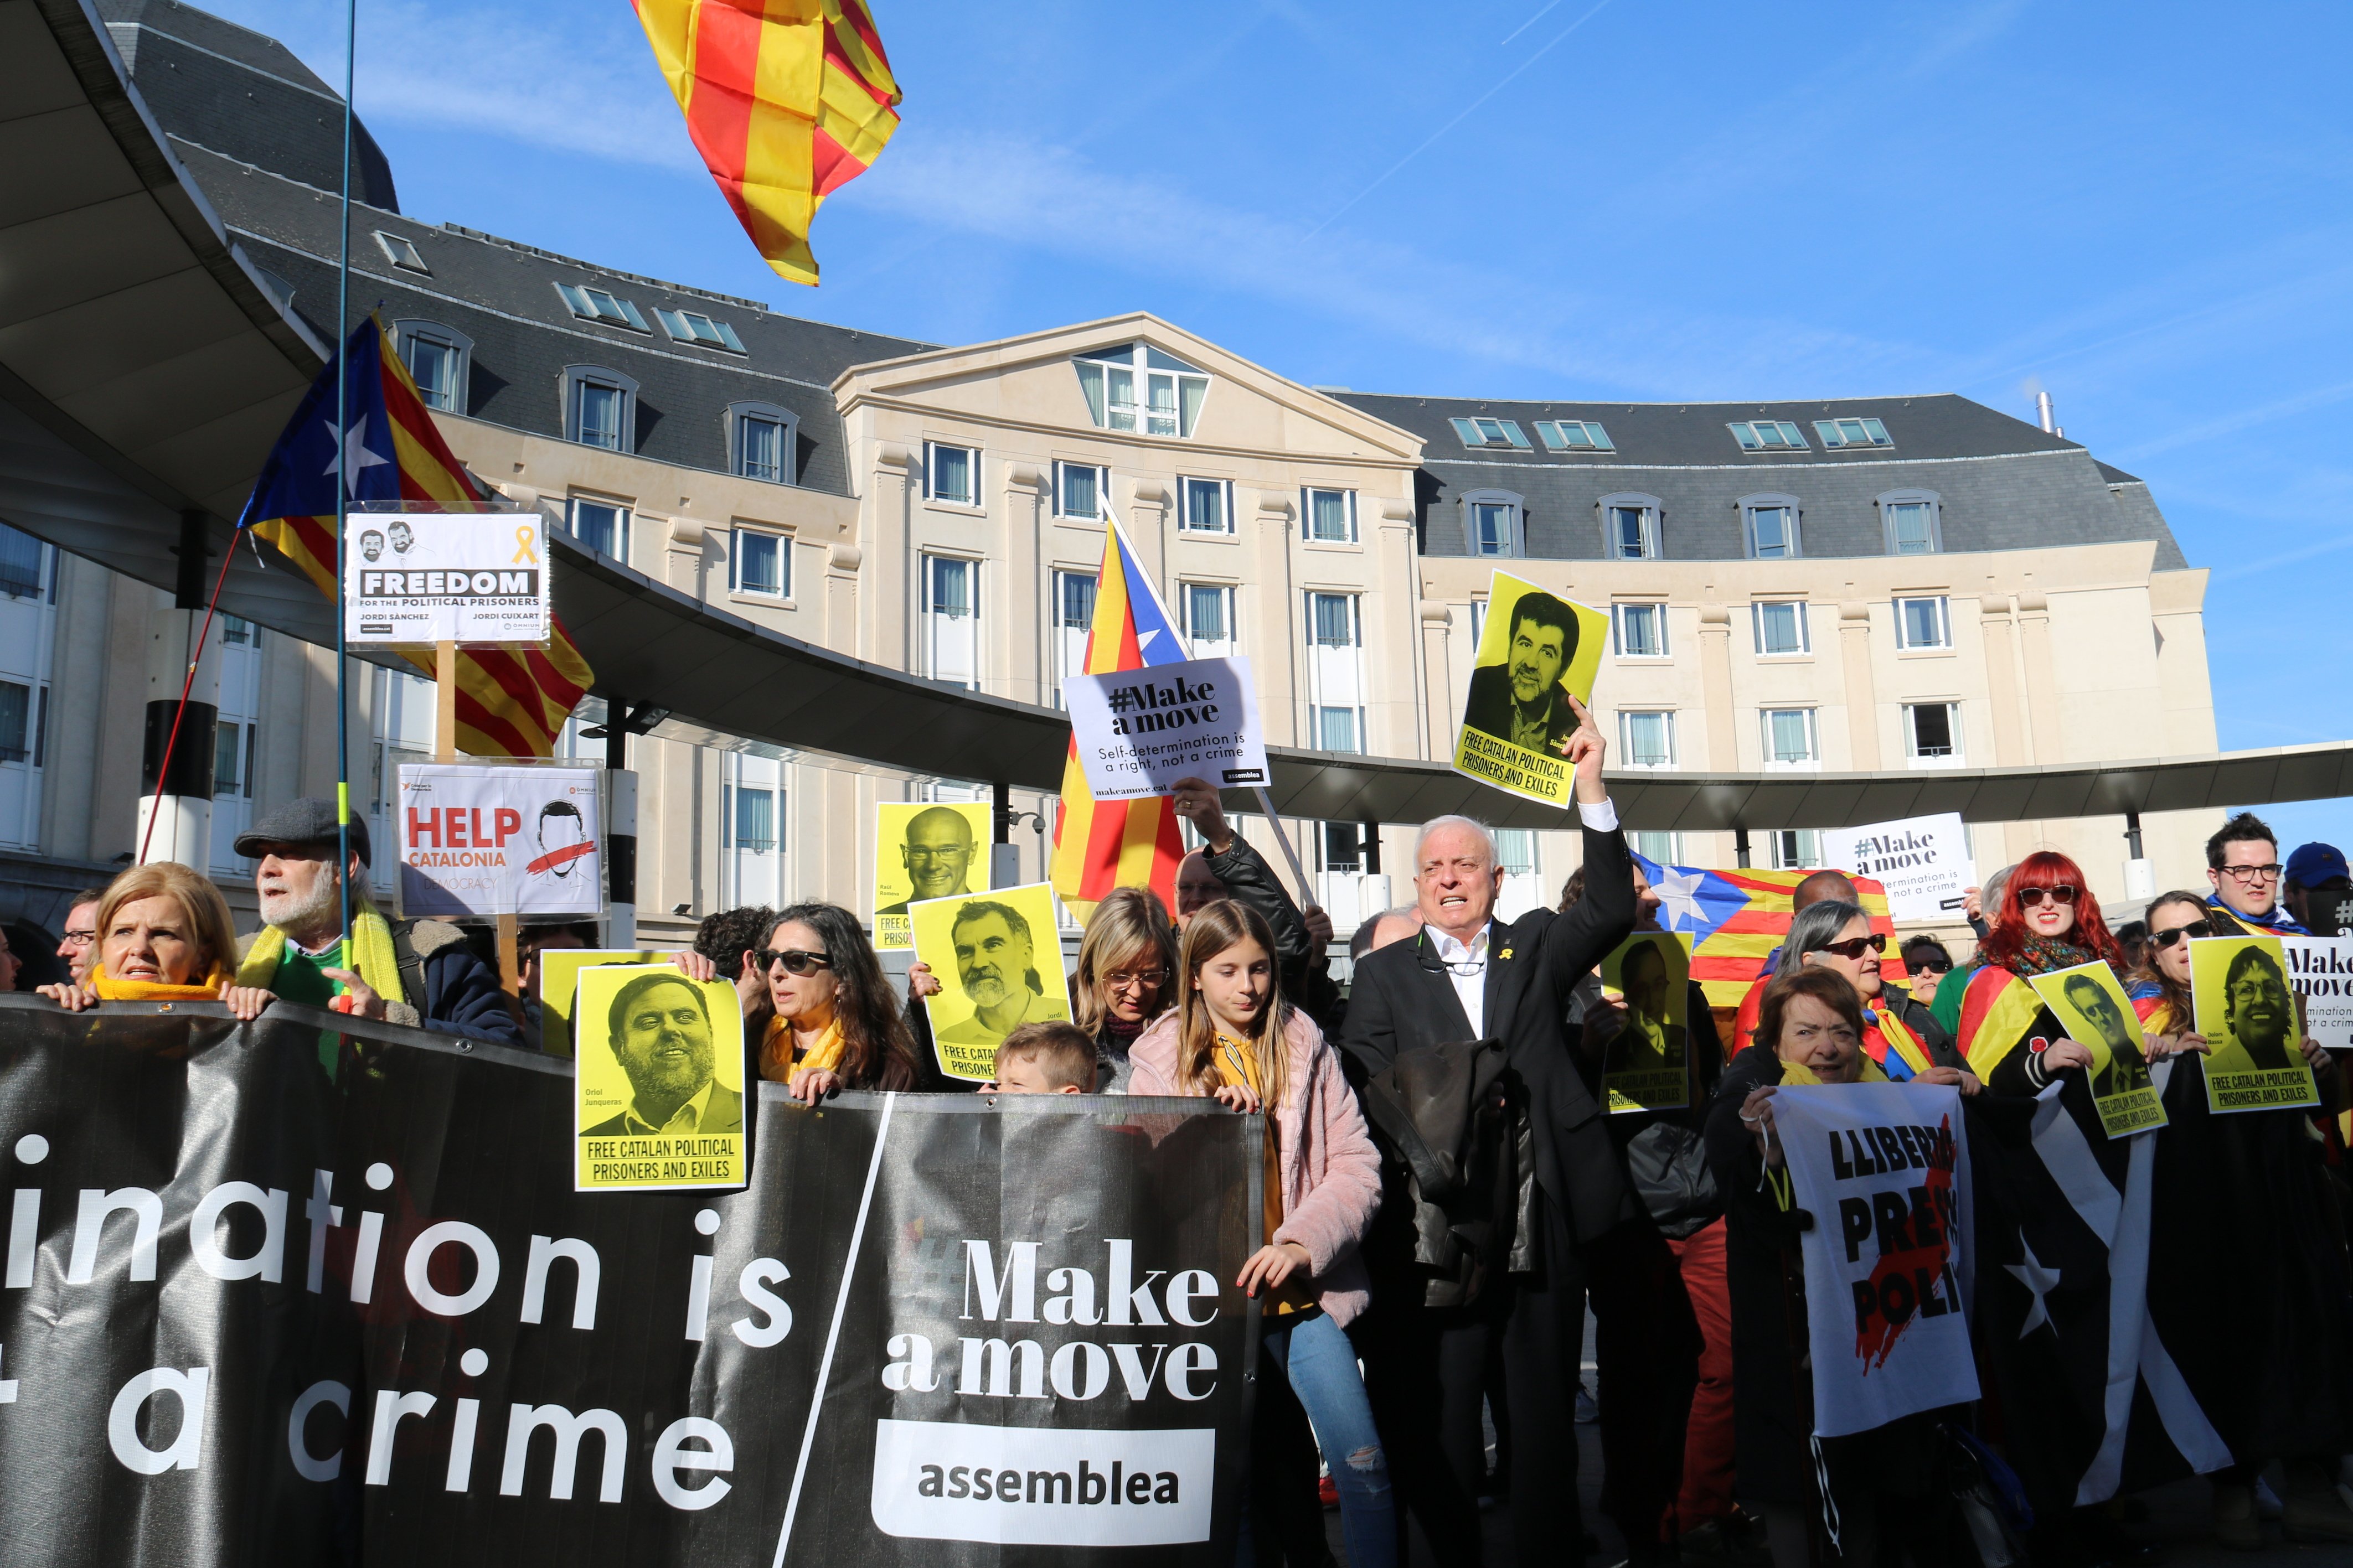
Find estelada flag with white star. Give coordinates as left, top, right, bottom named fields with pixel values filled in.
left=1629, top=853, right=1908, bottom=1010
left=239, top=318, right=594, bottom=757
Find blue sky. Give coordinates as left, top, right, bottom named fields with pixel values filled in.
left=208, top=0, right=2353, bottom=856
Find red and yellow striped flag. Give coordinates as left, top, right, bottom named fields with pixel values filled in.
left=1049, top=525, right=1187, bottom=919
left=240, top=319, right=594, bottom=758
left=632, top=0, right=902, bottom=287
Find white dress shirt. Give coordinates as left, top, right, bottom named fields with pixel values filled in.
left=1427, top=798, right=1622, bottom=1039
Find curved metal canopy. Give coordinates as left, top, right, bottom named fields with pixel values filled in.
left=5, top=0, right=2348, bottom=837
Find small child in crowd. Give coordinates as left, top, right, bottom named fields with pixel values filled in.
left=991, top=1021, right=1098, bottom=1095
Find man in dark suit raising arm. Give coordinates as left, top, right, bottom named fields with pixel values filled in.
left=1343, top=692, right=1637, bottom=1567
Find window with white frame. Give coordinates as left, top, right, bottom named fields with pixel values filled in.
left=374, top=230, right=429, bottom=272
left=1629, top=830, right=1680, bottom=866
left=1185, top=583, right=1237, bottom=658
left=1448, top=416, right=1531, bottom=450
left=1462, top=489, right=1524, bottom=557
left=1492, top=829, right=1536, bottom=876
left=566, top=497, right=631, bottom=560
left=1768, top=830, right=1824, bottom=869
left=1613, top=602, right=1668, bottom=658
left=1728, top=420, right=1808, bottom=452
left=925, top=441, right=980, bottom=507
left=1073, top=344, right=1210, bottom=438
left=1305, top=591, right=1364, bottom=753
left=1535, top=420, right=1613, bottom=452
left=923, top=555, right=979, bottom=689
left=562, top=365, right=636, bottom=451
left=1179, top=477, right=1232, bottom=534
left=1303, top=487, right=1358, bottom=543
left=719, top=752, right=784, bottom=908
left=555, top=282, right=650, bottom=331
left=656, top=307, right=746, bottom=353
left=730, top=528, right=788, bottom=598
left=1055, top=461, right=1108, bottom=521
left=726, top=776, right=777, bottom=850
left=1597, top=493, right=1661, bottom=560
left=1880, top=490, right=1942, bottom=555
left=1762, top=708, right=1819, bottom=767
left=730, top=403, right=796, bottom=484
left=1469, top=597, right=1488, bottom=648
left=1894, top=595, right=1951, bottom=650
left=1815, top=417, right=1892, bottom=449
left=1619, top=710, right=1676, bottom=768
left=1752, top=600, right=1810, bottom=656
left=393, top=321, right=471, bottom=414
left=1905, top=702, right=1962, bottom=763
left=1320, top=822, right=1367, bottom=875
left=1052, top=570, right=1097, bottom=706
left=1741, top=495, right=1802, bottom=559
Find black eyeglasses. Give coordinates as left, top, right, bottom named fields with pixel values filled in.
left=759, top=948, right=834, bottom=976
left=1817, top=934, right=1887, bottom=961
left=1908, top=956, right=1953, bottom=974
left=2018, top=886, right=2079, bottom=908
left=2151, top=922, right=2208, bottom=950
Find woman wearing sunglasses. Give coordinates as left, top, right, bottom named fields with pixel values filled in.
left=677, top=901, right=923, bottom=1104
left=1786, top=899, right=1967, bottom=1084
left=1950, top=850, right=2129, bottom=1096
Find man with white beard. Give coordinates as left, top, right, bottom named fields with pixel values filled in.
left=231, top=798, right=522, bottom=1058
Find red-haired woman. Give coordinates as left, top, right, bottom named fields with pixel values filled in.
left=1952, top=850, right=2130, bottom=1096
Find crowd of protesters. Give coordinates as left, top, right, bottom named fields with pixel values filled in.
left=22, top=729, right=2353, bottom=1566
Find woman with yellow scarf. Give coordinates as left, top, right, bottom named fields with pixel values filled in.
left=38, top=863, right=272, bottom=1019
left=1706, top=966, right=1980, bottom=1568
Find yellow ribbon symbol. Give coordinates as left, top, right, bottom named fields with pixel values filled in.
left=513, top=525, right=539, bottom=565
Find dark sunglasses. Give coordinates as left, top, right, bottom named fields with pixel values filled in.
left=2151, top=922, right=2208, bottom=950
left=1818, top=933, right=1887, bottom=960
left=1908, top=957, right=1954, bottom=974
left=2017, top=885, right=2079, bottom=908
left=759, top=948, right=834, bottom=976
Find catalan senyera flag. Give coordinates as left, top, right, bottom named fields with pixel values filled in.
left=1629, top=853, right=1910, bottom=1012
left=239, top=319, right=594, bottom=757
left=1050, top=524, right=1188, bottom=919
left=632, top=0, right=902, bottom=287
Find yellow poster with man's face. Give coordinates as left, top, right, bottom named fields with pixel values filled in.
left=537, top=948, right=658, bottom=1056
left=909, top=882, right=1073, bottom=1084
left=2026, top=960, right=2166, bottom=1139
left=1452, top=570, right=1609, bottom=809
left=575, top=964, right=747, bottom=1192
left=1600, top=932, right=1691, bottom=1113
left=2190, top=935, right=2319, bottom=1115
left=874, top=800, right=994, bottom=951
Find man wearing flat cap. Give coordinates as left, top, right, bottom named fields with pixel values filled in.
left=231, top=798, right=522, bottom=1051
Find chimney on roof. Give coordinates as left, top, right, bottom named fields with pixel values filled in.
left=2035, top=390, right=2062, bottom=438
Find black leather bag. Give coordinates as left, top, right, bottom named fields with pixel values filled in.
left=1360, top=1038, right=1527, bottom=1308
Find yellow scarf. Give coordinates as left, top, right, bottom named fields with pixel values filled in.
left=762, top=1015, right=845, bottom=1083
left=1778, top=1053, right=1889, bottom=1086
left=235, top=907, right=407, bottom=1005
left=91, top=961, right=233, bottom=1002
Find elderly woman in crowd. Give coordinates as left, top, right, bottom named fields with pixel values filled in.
left=1067, top=886, right=1178, bottom=1092
left=1707, top=965, right=1979, bottom=1567
left=1786, top=899, right=1959, bottom=1080
left=39, top=863, right=271, bottom=1019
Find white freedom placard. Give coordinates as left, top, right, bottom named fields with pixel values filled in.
left=1063, top=656, right=1269, bottom=800
left=1824, top=813, right=1974, bottom=923
left=344, top=513, right=551, bottom=646
left=2282, top=936, right=2353, bottom=1052
left=1774, top=1081, right=1979, bottom=1438
left=398, top=763, right=601, bottom=918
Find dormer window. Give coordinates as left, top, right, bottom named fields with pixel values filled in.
left=374, top=231, right=428, bottom=273
left=1815, top=416, right=1892, bottom=449
left=1535, top=420, right=1613, bottom=452
left=555, top=282, right=650, bottom=332
left=1074, top=345, right=1209, bottom=437
left=1449, top=417, right=1531, bottom=450
left=1728, top=420, right=1808, bottom=452
left=658, top=307, right=747, bottom=353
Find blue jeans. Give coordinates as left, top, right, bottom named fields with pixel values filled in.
left=1260, top=1312, right=1396, bottom=1568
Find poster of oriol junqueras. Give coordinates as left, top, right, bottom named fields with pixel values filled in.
left=2025, top=960, right=2166, bottom=1139
left=1451, top=571, right=1608, bottom=809
left=1599, top=933, right=1691, bottom=1113
left=0, top=1000, right=1257, bottom=1566
left=574, top=964, right=747, bottom=1192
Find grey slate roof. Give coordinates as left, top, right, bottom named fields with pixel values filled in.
left=96, top=0, right=399, bottom=211
left=1338, top=392, right=2189, bottom=570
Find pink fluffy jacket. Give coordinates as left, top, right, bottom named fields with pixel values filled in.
left=1124, top=1006, right=1382, bottom=1327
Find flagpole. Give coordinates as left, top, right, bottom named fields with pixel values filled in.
left=333, top=0, right=357, bottom=975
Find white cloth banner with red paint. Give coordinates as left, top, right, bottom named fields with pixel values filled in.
left=1774, top=1081, right=1978, bottom=1438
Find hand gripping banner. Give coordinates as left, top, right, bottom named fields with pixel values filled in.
left=0, top=1000, right=1257, bottom=1565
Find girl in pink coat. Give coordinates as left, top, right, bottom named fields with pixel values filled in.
left=1126, top=898, right=1393, bottom=1568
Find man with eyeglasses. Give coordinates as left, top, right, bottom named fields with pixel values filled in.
left=877, top=806, right=977, bottom=917
left=2205, top=811, right=2308, bottom=935
left=1342, top=694, right=1646, bottom=1568
left=55, top=887, right=104, bottom=986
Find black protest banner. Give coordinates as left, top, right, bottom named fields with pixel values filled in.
left=0, top=1000, right=1256, bottom=1567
